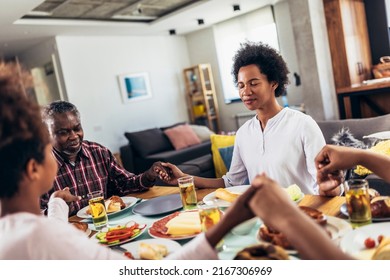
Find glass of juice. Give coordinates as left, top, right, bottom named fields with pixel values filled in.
left=87, top=190, right=108, bottom=230
left=197, top=201, right=221, bottom=232
left=178, top=176, right=197, bottom=210
left=345, top=179, right=372, bottom=228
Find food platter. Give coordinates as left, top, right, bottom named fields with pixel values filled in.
left=132, top=194, right=182, bottom=216
left=257, top=216, right=352, bottom=255
left=340, top=203, right=390, bottom=222
left=121, top=238, right=182, bottom=259
left=91, top=221, right=147, bottom=247
left=148, top=211, right=200, bottom=240
left=77, top=196, right=138, bottom=219
left=339, top=222, right=390, bottom=259
left=203, top=185, right=250, bottom=207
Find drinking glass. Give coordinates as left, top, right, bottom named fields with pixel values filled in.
left=87, top=190, right=108, bottom=230
left=345, top=179, right=372, bottom=228
left=197, top=201, right=223, bottom=249
left=178, top=176, right=197, bottom=210
left=197, top=201, right=221, bottom=232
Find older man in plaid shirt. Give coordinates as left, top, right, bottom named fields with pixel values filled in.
left=40, top=101, right=171, bottom=216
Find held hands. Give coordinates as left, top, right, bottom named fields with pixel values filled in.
left=223, top=185, right=256, bottom=227
left=144, top=161, right=170, bottom=183
left=315, top=145, right=360, bottom=196
left=51, top=187, right=81, bottom=204
left=249, top=173, right=297, bottom=230
left=157, top=162, right=186, bottom=185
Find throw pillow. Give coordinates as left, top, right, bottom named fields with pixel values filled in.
left=124, top=128, right=173, bottom=157
left=218, top=145, right=234, bottom=170
left=189, top=124, right=215, bottom=142
left=210, top=134, right=236, bottom=178
left=354, top=140, right=390, bottom=176
left=164, top=124, right=201, bottom=150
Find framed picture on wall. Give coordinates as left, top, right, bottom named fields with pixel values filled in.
left=118, top=72, right=152, bottom=103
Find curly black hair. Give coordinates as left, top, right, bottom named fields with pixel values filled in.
left=0, top=61, right=50, bottom=198
left=231, top=41, right=290, bottom=97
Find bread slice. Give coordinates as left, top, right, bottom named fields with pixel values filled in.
left=215, top=188, right=240, bottom=203
left=372, top=237, right=390, bottom=260
left=139, top=243, right=168, bottom=260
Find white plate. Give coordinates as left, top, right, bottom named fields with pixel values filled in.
left=120, top=238, right=182, bottom=259
left=339, top=222, right=390, bottom=259
left=257, top=216, right=352, bottom=254
left=91, top=222, right=147, bottom=247
left=203, top=185, right=304, bottom=207
left=203, top=185, right=250, bottom=207
left=77, top=196, right=138, bottom=219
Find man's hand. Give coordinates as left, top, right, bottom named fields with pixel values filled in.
left=51, top=187, right=81, bottom=203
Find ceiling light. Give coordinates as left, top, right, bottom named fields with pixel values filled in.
left=197, top=19, right=204, bottom=25
left=233, top=4, right=240, bottom=11
left=169, top=29, right=176, bottom=35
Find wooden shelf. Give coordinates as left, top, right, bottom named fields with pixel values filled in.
left=183, top=64, right=220, bottom=133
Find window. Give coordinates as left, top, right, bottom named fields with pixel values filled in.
left=214, top=6, right=280, bottom=103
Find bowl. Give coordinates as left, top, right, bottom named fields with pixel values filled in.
left=231, top=217, right=258, bottom=235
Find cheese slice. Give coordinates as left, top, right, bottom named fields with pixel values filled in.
left=166, top=211, right=201, bottom=236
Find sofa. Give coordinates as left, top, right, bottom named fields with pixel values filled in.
left=120, top=123, right=215, bottom=179
left=316, top=114, right=390, bottom=195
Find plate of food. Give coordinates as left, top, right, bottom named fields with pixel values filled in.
left=339, top=222, right=390, bottom=259
left=92, top=220, right=147, bottom=246
left=120, top=238, right=182, bottom=260
left=132, top=194, right=183, bottom=216
left=77, top=196, right=138, bottom=219
left=70, top=221, right=91, bottom=236
left=148, top=210, right=202, bottom=240
left=203, top=185, right=250, bottom=207
left=233, top=243, right=291, bottom=260
left=203, top=184, right=304, bottom=208
left=340, top=196, right=390, bottom=222
left=257, top=206, right=352, bottom=254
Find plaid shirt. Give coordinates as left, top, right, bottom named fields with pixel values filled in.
left=40, top=140, right=152, bottom=216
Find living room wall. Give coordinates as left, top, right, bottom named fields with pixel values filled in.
left=53, top=35, right=191, bottom=153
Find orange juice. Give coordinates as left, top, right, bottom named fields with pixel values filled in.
left=198, top=206, right=221, bottom=231
left=87, top=191, right=108, bottom=230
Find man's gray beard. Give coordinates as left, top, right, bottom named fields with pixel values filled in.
left=63, top=145, right=82, bottom=156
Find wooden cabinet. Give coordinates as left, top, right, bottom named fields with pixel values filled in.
left=183, top=64, right=220, bottom=132
left=324, top=0, right=372, bottom=89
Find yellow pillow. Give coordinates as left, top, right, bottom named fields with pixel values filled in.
left=210, top=134, right=236, bottom=178
left=354, top=140, right=390, bottom=176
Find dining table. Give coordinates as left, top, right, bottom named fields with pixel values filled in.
left=68, top=186, right=349, bottom=260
